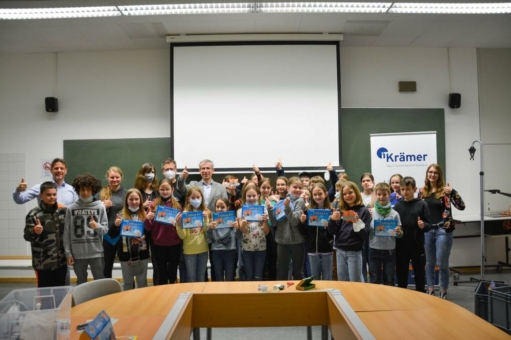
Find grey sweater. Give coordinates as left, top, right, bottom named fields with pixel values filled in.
left=64, top=199, right=108, bottom=260
left=268, top=196, right=305, bottom=245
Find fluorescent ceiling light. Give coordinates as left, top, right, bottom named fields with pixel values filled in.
left=119, top=3, right=255, bottom=15
left=388, top=2, right=511, bottom=14
left=0, top=6, right=121, bottom=20
left=257, top=2, right=392, bottom=13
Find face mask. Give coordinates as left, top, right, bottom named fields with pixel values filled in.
left=189, top=198, right=202, bottom=208
left=80, top=195, right=93, bottom=203
left=164, top=170, right=176, bottom=180
left=144, top=173, right=155, bottom=182
left=128, top=206, right=139, bottom=213
left=335, top=192, right=340, bottom=199
left=288, top=193, right=298, bottom=200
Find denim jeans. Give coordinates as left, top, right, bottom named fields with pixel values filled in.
left=211, top=249, right=237, bottom=281
left=368, top=248, right=396, bottom=286
left=308, top=253, right=333, bottom=280
left=425, top=228, right=453, bottom=290
left=184, top=252, right=208, bottom=282
left=336, top=249, right=363, bottom=282
left=242, top=250, right=266, bottom=281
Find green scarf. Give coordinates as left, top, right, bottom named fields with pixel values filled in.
left=374, top=201, right=392, bottom=217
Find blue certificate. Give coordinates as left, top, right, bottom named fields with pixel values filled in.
left=307, top=209, right=330, bottom=227
left=120, top=220, right=144, bottom=238
left=155, top=205, right=180, bottom=225
left=212, top=211, right=236, bottom=229
left=241, top=205, right=265, bottom=222
left=374, top=219, right=398, bottom=237
left=181, top=211, right=204, bottom=229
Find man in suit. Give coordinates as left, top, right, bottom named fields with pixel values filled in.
left=176, top=159, right=228, bottom=281
left=176, top=159, right=227, bottom=212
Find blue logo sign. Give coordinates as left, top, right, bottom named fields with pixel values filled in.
left=376, top=147, right=428, bottom=163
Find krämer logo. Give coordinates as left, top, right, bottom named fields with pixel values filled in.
left=376, top=147, right=428, bottom=162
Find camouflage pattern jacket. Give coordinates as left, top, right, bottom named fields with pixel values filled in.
left=24, top=201, right=67, bottom=271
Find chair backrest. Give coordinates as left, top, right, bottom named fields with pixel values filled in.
left=72, top=278, right=122, bottom=307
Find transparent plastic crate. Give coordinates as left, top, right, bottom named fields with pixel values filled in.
left=0, top=286, right=73, bottom=340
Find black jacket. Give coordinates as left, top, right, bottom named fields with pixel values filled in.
left=300, top=210, right=334, bottom=253
left=394, top=198, right=431, bottom=248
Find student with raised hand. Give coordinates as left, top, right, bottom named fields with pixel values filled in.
left=176, top=187, right=211, bottom=282
left=267, top=176, right=306, bottom=280
left=13, top=158, right=78, bottom=207
left=97, top=166, right=127, bottom=279
left=114, top=189, right=149, bottom=290
left=369, top=182, right=403, bottom=286
left=175, top=159, right=227, bottom=212
left=299, top=183, right=334, bottom=280
left=144, top=178, right=182, bottom=285
left=64, top=174, right=108, bottom=285
left=327, top=181, right=371, bottom=282
left=419, top=164, right=465, bottom=299
left=394, top=176, right=431, bottom=293
left=24, top=181, right=67, bottom=287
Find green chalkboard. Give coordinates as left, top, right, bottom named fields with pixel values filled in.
left=64, top=138, right=171, bottom=188
left=341, top=108, right=445, bottom=183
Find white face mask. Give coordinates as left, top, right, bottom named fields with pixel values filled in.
left=144, top=173, right=155, bottom=182
left=334, top=192, right=340, bottom=199
left=164, top=170, right=176, bottom=180
left=189, top=198, right=202, bottom=208
left=128, top=206, right=139, bottom=213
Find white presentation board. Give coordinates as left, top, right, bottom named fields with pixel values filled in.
left=172, top=43, right=340, bottom=171
left=370, top=132, right=437, bottom=185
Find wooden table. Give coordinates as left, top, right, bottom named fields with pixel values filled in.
left=71, top=281, right=509, bottom=339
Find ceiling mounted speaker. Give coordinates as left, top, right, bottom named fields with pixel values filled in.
left=449, top=93, right=461, bottom=109
left=45, top=97, right=59, bottom=112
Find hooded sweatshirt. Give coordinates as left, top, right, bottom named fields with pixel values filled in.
left=393, top=198, right=431, bottom=248
left=64, top=198, right=108, bottom=260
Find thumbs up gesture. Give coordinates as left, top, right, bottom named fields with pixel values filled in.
left=89, top=216, right=97, bottom=229
left=275, top=158, right=283, bottom=170
left=180, top=165, right=189, bottom=179
left=300, top=210, right=307, bottom=223
left=330, top=208, right=341, bottom=221
left=143, top=197, right=151, bottom=208
left=241, top=176, right=248, bottom=184
left=33, top=219, right=43, bottom=235
left=114, top=214, right=122, bottom=227
left=417, top=216, right=424, bottom=229
left=17, top=178, right=27, bottom=192
left=444, top=183, right=453, bottom=195
left=327, top=162, right=333, bottom=171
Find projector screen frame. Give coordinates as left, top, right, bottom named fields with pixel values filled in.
left=170, top=41, right=342, bottom=173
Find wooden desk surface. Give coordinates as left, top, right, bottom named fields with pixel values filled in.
left=71, top=281, right=509, bottom=339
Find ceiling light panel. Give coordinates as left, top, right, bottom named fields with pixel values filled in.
left=388, top=3, right=511, bottom=14
left=256, top=2, right=393, bottom=13
left=0, top=6, right=121, bottom=20
left=119, top=3, right=256, bottom=15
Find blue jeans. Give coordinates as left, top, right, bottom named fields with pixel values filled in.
left=242, top=250, right=266, bottom=281
left=184, top=252, right=208, bottom=282
left=211, top=249, right=237, bottom=281
left=308, top=253, right=333, bottom=280
left=336, top=249, right=363, bottom=282
left=425, top=229, right=453, bottom=290
left=368, top=248, right=396, bottom=286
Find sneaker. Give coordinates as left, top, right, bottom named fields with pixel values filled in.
left=440, top=292, right=447, bottom=299
left=427, top=290, right=435, bottom=296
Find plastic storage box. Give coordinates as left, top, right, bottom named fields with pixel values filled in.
left=475, top=281, right=507, bottom=321
left=489, top=285, right=511, bottom=334
left=0, top=286, right=73, bottom=340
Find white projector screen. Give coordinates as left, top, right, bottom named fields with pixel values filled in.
left=171, top=43, right=340, bottom=172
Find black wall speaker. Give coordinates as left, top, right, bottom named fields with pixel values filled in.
left=449, top=93, right=461, bottom=109
left=45, top=97, right=59, bottom=112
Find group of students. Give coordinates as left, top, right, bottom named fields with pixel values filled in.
left=20, top=158, right=465, bottom=299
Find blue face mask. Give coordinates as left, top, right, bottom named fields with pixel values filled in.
left=190, top=198, right=202, bottom=209
left=80, top=195, right=93, bottom=203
